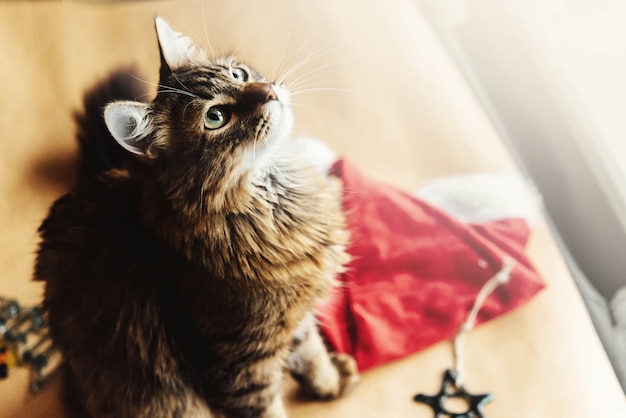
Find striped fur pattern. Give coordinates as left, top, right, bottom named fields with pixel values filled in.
left=34, top=18, right=358, bottom=418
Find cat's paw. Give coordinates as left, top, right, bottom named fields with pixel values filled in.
left=307, top=353, right=359, bottom=401
left=290, top=346, right=360, bottom=401
left=329, top=352, right=359, bottom=398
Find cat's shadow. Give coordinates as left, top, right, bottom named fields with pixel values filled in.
left=26, top=149, right=77, bottom=198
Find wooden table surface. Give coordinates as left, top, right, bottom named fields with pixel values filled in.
left=1, top=1, right=625, bottom=417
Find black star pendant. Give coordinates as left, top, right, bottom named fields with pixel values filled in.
left=414, top=369, right=493, bottom=417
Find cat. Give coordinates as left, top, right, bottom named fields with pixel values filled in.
left=34, top=17, right=358, bottom=418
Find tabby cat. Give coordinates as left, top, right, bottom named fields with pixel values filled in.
left=35, top=17, right=358, bottom=418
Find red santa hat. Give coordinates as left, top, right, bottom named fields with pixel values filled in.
left=318, top=158, right=546, bottom=371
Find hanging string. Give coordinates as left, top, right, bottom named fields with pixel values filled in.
left=453, top=256, right=516, bottom=388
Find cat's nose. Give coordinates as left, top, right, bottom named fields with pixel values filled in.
left=241, top=82, right=278, bottom=107
left=265, top=85, right=277, bottom=102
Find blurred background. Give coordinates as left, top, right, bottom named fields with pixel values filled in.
left=418, top=0, right=626, bottom=391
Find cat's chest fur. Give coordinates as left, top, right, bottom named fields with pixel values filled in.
left=168, top=164, right=349, bottom=344
left=143, top=161, right=349, bottom=296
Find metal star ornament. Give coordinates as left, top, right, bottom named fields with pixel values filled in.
left=414, top=369, right=493, bottom=417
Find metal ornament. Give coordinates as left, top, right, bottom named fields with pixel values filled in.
left=414, top=369, right=493, bottom=418
left=414, top=258, right=515, bottom=418
left=0, top=297, right=60, bottom=392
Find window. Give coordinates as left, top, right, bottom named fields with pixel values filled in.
left=417, top=0, right=626, bottom=299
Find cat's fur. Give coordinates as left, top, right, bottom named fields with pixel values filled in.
left=34, top=18, right=358, bottom=418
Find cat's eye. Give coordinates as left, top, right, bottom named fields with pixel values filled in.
left=204, top=106, right=230, bottom=130
left=231, top=67, right=248, bottom=82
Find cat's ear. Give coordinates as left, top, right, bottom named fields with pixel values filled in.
left=104, top=101, right=154, bottom=157
left=155, top=17, right=203, bottom=81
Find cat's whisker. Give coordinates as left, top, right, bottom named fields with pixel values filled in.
left=124, top=72, right=164, bottom=92
left=252, top=120, right=264, bottom=164
left=276, top=46, right=335, bottom=86
left=277, top=54, right=331, bottom=86
left=286, top=65, right=342, bottom=83
left=282, top=59, right=364, bottom=110
left=273, top=24, right=294, bottom=83
left=156, top=89, right=199, bottom=99
left=287, top=77, right=346, bottom=93
left=294, top=31, right=321, bottom=56
left=221, top=41, right=242, bottom=64
left=287, top=101, right=309, bottom=109
left=134, top=92, right=158, bottom=101
left=289, top=87, right=359, bottom=94
left=125, top=72, right=199, bottom=99
left=284, top=59, right=346, bottom=89
left=200, top=0, right=217, bottom=59
left=252, top=129, right=257, bottom=164
left=283, top=52, right=346, bottom=79
left=286, top=73, right=345, bottom=94
left=171, top=73, right=193, bottom=95
left=288, top=81, right=346, bottom=95
left=287, top=74, right=349, bottom=92
left=289, top=87, right=367, bottom=98
left=183, top=99, right=201, bottom=121
left=287, top=78, right=341, bottom=95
